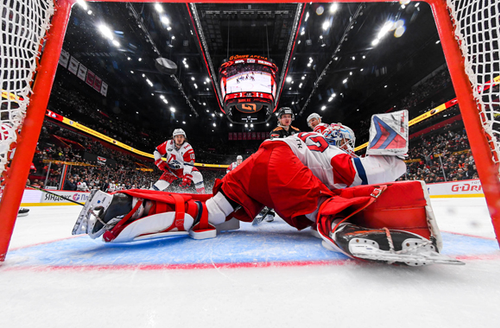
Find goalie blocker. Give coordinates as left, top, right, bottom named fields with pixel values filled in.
left=72, top=180, right=462, bottom=266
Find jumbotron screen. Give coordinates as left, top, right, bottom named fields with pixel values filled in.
left=219, top=55, right=278, bottom=124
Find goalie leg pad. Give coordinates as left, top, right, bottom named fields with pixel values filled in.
left=315, top=181, right=462, bottom=266
left=100, top=192, right=217, bottom=242
left=109, top=212, right=194, bottom=243
left=88, top=193, right=133, bottom=239
left=72, top=190, right=113, bottom=236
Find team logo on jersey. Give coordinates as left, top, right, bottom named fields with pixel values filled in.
left=168, top=160, right=182, bottom=169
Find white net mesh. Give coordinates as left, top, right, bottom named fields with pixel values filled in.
left=0, top=0, right=54, bottom=183
left=447, top=0, right=500, bottom=169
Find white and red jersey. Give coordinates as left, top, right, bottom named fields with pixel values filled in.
left=269, top=132, right=406, bottom=190
left=76, top=181, right=89, bottom=191
left=312, top=123, right=330, bottom=134
left=155, top=140, right=195, bottom=176
left=226, top=161, right=240, bottom=174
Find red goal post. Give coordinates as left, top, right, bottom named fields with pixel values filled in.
left=0, top=0, right=499, bottom=261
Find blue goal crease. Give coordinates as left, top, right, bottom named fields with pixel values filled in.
left=5, top=226, right=497, bottom=267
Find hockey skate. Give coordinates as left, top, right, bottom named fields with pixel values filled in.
left=330, top=223, right=464, bottom=266
left=252, top=207, right=275, bottom=225
left=17, top=207, right=29, bottom=217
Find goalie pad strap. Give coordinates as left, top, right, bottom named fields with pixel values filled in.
left=316, top=186, right=387, bottom=247
left=199, top=202, right=209, bottom=229
left=103, top=199, right=144, bottom=242
left=171, top=193, right=185, bottom=230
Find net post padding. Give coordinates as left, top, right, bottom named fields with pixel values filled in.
left=0, top=0, right=71, bottom=261
left=429, top=0, right=500, bottom=245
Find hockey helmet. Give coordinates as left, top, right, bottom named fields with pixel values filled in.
left=306, top=113, right=322, bottom=128
left=322, top=123, right=356, bottom=155
left=172, top=128, right=186, bottom=138
left=236, top=155, right=243, bottom=161
left=277, top=107, right=295, bottom=121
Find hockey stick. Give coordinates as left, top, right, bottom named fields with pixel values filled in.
left=28, top=185, right=85, bottom=206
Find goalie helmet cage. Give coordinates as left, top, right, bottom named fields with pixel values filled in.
left=0, top=0, right=499, bottom=261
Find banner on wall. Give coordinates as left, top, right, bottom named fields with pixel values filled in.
left=97, top=156, right=107, bottom=165
left=62, top=49, right=107, bottom=97
left=84, top=152, right=116, bottom=166
left=93, top=76, right=102, bottom=92
left=100, top=82, right=108, bottom=97
left=228, top=131, right=269, bottom=141
left=86, top=70, right=95, bottom=86
left=427, top=179, right=484, bottom=197
left=68, top=56, right=79, bottom=75
left=59, top=49, right=70, bottom=68
left=77, top=63, right=87, bottom=81
left=40, top=190, right=91, bottom=204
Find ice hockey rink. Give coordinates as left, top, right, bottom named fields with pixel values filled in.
left=1, top=197, right=499, bottom=328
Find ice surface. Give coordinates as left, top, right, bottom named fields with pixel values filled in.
left=1, top=198, right=499, bottom=327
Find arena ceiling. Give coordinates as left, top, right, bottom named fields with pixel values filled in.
left=53, top=1, right=449, bottom=145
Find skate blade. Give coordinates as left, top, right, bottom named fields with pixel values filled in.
left=252, top=216, right=264, bottom=226
left=71, top=190, right=113, bottom=235
left=350, top=244, right=465, bottom=266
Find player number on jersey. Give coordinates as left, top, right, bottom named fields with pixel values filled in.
left=297, top=132, right=329, bottom=152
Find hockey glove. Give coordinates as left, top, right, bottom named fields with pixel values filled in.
left=179, top=174, right=192, bottom=189
left=155, top=158, right=168, bottom=171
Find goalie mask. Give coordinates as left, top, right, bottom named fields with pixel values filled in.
left=322, top=123, right=356, bottom=155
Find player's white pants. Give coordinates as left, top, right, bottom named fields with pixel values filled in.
left=152, top=180, right=170, bottom=191
left=152, top=170, right=205, bottom=192
left=191, top=170, right=205, bottom=192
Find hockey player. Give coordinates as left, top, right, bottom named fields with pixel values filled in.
left=322, top=123, right=357, bottom=157
left=77, top=179, right=89, bottom=192
left=263, top=107, right=301, bottom=222
left=73, top=110, right=461, bottom=266
left=307, top=113, right=329, bottom=134
left=269, top=107, right=301, bottom=139
left=226, top=155, right=243, bottom=174
left=152, top=128, right=205, bottom=194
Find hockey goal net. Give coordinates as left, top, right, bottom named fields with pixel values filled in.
left=0, top=0, right=499, bottom=261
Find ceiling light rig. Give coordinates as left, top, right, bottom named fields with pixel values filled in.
left=299, top=4, right=363, bottom=117
left=126, top=3, right=198, bottom=118
left=97, top=23, right=120, bottom=48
